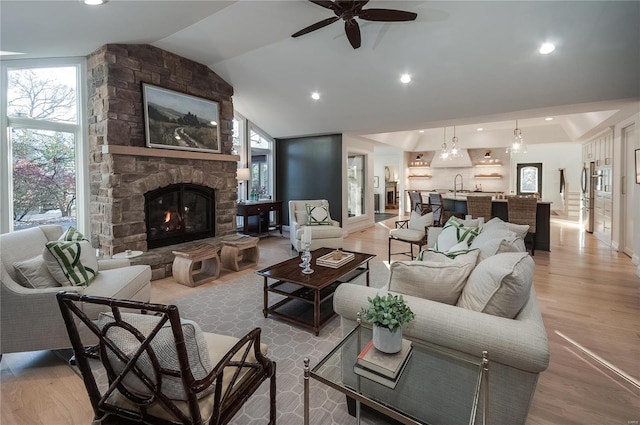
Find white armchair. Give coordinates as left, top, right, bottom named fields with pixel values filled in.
left=1, top=225, right=151, bottom=355
left=288, top=200, right=344, bottom=251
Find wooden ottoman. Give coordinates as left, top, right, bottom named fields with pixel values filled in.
left=172, top=244, right=220, bottom=287
left=221, top=235, right=260, bottom=271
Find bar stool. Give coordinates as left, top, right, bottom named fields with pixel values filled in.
left=428, top=193, right=444, bottom=226
left=507, top=196, right=537, bottom=255
left=410, top=191, right=431, bottom=215
left=466, top=195, right=493, bottom=221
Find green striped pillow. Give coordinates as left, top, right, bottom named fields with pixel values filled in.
left=61, top=226, right=86, bottom=241
left=434, top=217, right=481, bottom=252
left=45, top=240, right=98, bottom=286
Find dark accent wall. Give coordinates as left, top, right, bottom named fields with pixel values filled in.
left=276, top=134, right=342, bottom=224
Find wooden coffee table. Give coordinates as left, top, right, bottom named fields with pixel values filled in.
left=257, top=248, right=375, bottom=336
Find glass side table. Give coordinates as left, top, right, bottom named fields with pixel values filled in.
left=304, top=316, right=489, bottom=425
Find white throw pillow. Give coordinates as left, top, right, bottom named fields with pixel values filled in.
left=388, top=249, right=480, bottom=305
left=43, top=240, right=98, bottom=286
left=306, top=202, right=332, bottom=225
left=97, top=312, right=214, bottom=401
left=473, top=234, right=525, bottom=263
left=457, top=252, right=534, bottom=318
left=505, top=222, right=530, bottom=239
left=470, top=227, right=516, bottom=249
left=482, top=217, right=509, bottom=233
left=408, top=211, right=433, bottom=231
left=13, top=255, right=59, bottom=289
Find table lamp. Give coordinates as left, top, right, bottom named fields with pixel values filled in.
left=237, top=167, right=251, bottom=201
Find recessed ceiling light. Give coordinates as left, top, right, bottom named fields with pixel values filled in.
left=545, top=117, right=553, bottom=121
left=311, top=92, right=320, bottom=100
left=83, top=0, right=107, bottom=4
left=400, top=74, right=411, bottom=84
left=0, top=51, right=24, bottom=56
left=476, top=127, right=483, bottom=132
left=539, top=42, right=555, bottom=54
left=419, top=130, right=424, bottom=133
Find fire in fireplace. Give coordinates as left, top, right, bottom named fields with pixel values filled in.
left=145, top=183, right=215, bottom=249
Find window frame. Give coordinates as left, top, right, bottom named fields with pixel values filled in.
left=248, top=123, right=274, bottom=199
left=1, top=57, right=89, bottom=234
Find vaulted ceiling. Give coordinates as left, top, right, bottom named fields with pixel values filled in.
left=2, top=1, right=639, bottom=150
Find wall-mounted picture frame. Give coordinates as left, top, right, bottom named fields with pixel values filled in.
left=373, top=176, right=379, bottom=188
left=635, top=149, right=640, bottom=184
left=142, top=83, right=221, bottom=153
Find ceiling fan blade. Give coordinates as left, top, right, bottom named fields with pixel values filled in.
left=353, top=0, right=370, bottom=13
left=345, top=19, right=361, bottom=49
left=359, top=8, right=418, bottom=22
left=308, top=0, right=336, bottom=10
left=292, top=16, right=340, bottom=38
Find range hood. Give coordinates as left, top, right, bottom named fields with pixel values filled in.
left=430, top=149, right=473, bottom=168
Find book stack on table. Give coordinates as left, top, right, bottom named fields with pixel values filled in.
left=354, top=339, right=413, bottom=389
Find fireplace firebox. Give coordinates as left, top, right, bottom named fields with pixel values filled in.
left=145, top=184, right=215, bottom=249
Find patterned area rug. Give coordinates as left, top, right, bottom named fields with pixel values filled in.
left=64, top=260, right=393, bottom=425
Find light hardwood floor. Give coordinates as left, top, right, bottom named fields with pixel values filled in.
left=1, top=217, right=638, bottom=424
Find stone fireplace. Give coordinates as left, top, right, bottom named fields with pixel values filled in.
left=87, top=44, right=239, bottom=279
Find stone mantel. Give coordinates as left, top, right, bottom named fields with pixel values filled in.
left=101, top=145, right=240, bottom=162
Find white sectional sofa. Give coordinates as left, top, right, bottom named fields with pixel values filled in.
left=1, top=225, right=151, bottom=355
left=333, top=217, right=549, bottom=424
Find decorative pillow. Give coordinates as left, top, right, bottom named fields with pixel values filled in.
left=457, top=252, right=534, bottom=318
left=388, top=249, right=480, bottom=305
left=482, top=217, right=509, bottom=233
left=470, top=227, right=516, bottom=249
left=60, top=226, right=86, bottom=241
left=505, top=222, right=530, bottom=239
left=306, top=203, right=332, bottom=225
left=43, top=240, right=98, bottom=286
left=434, top=216, right=481, bottom=252
left=408, top=211, right=433, bottom=231
left=13, top=255, right=59, bottom=289
left=473, top=234, right=525, bottom=263
left=98, top=312, right=213, bottom=401
left=295, top=210, right=308, bottom=225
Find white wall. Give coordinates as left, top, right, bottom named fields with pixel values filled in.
left=611, top=111, right=640, bottom=276
left=509, top=142, right=582, bottom=208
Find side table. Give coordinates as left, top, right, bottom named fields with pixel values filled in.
left=172, top=244, right=220, bottom=287
left=221, top=235, right=260, bottom=271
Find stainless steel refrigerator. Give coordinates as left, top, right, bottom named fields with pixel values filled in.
left=581, top=161, right=595, bottom=233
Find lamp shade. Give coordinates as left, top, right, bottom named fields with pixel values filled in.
left=237, top=167, right=251, bottom=181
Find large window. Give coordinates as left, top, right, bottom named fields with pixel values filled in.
left=1, top=59, right=87, bottom=233
left=249, top=126, right=273, bottom=200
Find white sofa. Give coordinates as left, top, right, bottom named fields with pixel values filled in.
left=1, top=225, right=151, bottom=355
left=288, top=199, right=344, bottom=251
left=334, top=217, right=549, bottom=424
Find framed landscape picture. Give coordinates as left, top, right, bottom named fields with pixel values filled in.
left=142, top=83, right=221, bottom=153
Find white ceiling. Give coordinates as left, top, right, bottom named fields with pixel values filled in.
left=2, top=1, right=639, bottom=151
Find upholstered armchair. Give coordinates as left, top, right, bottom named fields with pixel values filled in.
left=288, top=199, right=344, bottom=251
left=0, top=225, right=151, bottom=355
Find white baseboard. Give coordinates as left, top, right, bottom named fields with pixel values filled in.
left=632, top=254, right=639, bottom=265
left=611, top=241, right=619, bottom=251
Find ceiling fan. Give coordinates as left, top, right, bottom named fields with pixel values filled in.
left=292, top=0, right=417, bottom=49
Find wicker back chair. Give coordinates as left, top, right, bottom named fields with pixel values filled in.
left=507, top=196, right=538, bottom=255
left=466, top=195, right=493, bottom=221
left=56, top=292, right=276, bottom=425
left=409, top=191, right=431, bottom=215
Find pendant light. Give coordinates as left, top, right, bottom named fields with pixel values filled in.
left=506, top=120, right=527, bottom=155
left=439, top=128, right=451, bottom=160
left=449, top=126, right=461, bottom=158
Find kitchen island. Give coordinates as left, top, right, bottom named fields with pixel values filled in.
left=440, top=193, right=551, bottom=251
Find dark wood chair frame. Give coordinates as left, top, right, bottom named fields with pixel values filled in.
left=56, top=291, right=276, bottom=425
left=428, top=193, right=444, bottom=226
left=388, top=219, right=429, bottom=263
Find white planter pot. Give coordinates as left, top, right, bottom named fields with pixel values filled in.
left=372, top=324, right=403, bottom=354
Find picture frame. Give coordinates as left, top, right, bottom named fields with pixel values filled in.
left=373, top=176, right=379, bottom=188
left=142, top=83, right=221, bottom=153
left=636, top=149, right=640, bottom=184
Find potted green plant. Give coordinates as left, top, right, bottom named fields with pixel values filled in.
left=362, top=293, right=415, bottom=353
